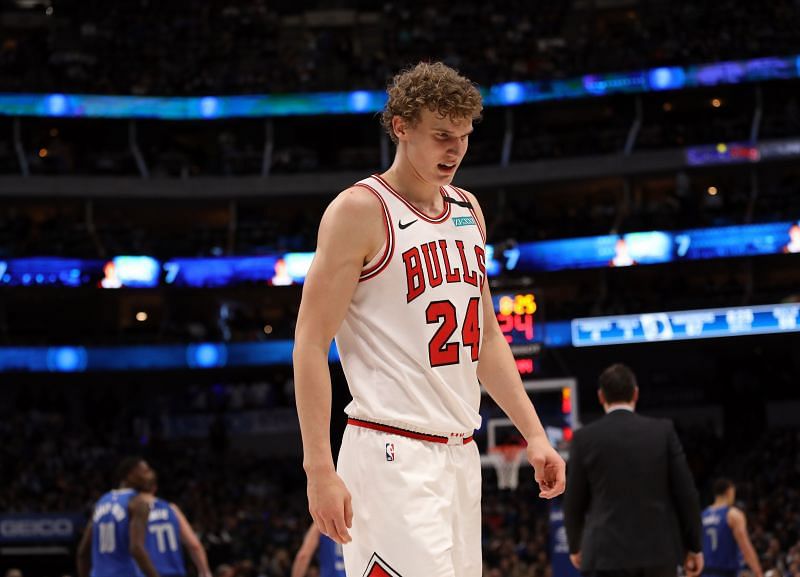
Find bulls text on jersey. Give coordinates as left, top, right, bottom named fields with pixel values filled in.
left=402, top=239, right=485, bottom=303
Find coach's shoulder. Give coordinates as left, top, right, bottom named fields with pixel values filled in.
left=633, top=413, right=678, bottom=435
left=571, top=419, right=601, bottom=442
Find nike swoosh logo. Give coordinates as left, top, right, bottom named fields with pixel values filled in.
left=398, top=219, right=418, bottom=230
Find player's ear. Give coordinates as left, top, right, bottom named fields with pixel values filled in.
left=392, top=116, right=409, bottom=141
left=597, top=389, right=606, bottom=406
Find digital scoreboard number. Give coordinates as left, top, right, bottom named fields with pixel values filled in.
left=496, top=293, right=537, bottom=344
left=494, top=292, right=540, bottom=374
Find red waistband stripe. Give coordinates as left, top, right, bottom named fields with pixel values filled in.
left=347, top=417, right=474, bottom=445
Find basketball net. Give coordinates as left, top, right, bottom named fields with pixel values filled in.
left=489, top=444, right=527, bottom=490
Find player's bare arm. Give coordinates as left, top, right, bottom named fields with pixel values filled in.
left=76, top=520, right=92, bottom=577
left=172, top=503, right=212, bottom=577
left=464, top=189, right=566, bottom=498
left=291, top=524, right=322, bottom=577
left=293, top=186, right=386, bottom=544
left=729, top=507, right=763, bottom=577
left=128, top=494, right=161, bottom=577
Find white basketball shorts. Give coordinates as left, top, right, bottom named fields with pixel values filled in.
left=337, top=418, right=482, bottom=577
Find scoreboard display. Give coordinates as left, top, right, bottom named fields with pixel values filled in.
left=493, top=292, right=541, bottom=374
left=494, top=292, right=540, bottom=344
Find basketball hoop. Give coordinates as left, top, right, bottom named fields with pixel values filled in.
left=489, top=443, right=527, bottom=490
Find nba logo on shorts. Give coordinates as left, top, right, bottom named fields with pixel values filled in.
left=385, top=443, right=395, bottom=462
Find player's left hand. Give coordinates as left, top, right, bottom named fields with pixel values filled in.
left=569, top=552, right=582, bottom=570
left=526, top=435, right=566, bottom=498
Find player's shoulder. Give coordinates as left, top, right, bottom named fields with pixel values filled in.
left=449, top=185, right=480, bottom=207
left=315, top=184, right=386, bottom=259
left=727, top=506, right=745, bottom=523
left=449, top=185, right=487, bottom=228
left=128, top=492, right=151, bottom=510
left=337, top=183, right=385, bottom=209
left=324, top=184, right=386, bottom=226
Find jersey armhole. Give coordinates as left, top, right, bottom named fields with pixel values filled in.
left=352, top=183, right=394, bottom=281
left=362, top=239, right=388, bottom=272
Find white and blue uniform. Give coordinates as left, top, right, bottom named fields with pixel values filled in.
left=318, top=534, right=346, bottom=577
left=336, top=174, right=486, bottom=577
left=146, top=498, right=186, bottom=577
left=702, top=505, right=741, bottom=577
left=91, top=489, right=142, bottom=577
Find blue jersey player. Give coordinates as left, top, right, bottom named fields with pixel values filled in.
left=291, top=524, right=346, bottom=577
left=702, top=479, right=763, bottom=577
left=76, top=457, right=160, bottom=577
left=143, top=474, right=212, bottom=577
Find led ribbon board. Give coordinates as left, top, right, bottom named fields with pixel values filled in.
left=571, top=303, right=800, bottom=347
left=2, top=54, right=799, bottom=119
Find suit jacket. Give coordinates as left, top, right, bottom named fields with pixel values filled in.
left=563, top=409, right=702, bottom=572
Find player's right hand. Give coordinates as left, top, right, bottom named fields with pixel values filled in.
left=307, top=469, right=353, bottom=544
left=526, top=436, right=566, bottom=499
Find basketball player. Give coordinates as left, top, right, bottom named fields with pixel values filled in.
left=291, top=523, right=346, bottom=577
left=76, top=457, right=160, bottom=577
left=701, top=479, right=763, bottom=577
left=143, top=473, right=213, bottom=577
left=293, top=61, right=566, bottom=577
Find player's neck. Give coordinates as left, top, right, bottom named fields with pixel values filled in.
left=713, top=498, right=731, bottom=508
left=381, top=161, right=444, bottom=215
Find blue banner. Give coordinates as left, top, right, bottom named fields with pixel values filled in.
left=0, top=513, right=84, bottom=543
left=0, top=301, right=795, bottom=371
left=0, top=257, right=104, bottom=287
left=2, top=222, right=797, bottom=288
left=0, top=340, right=335, bottom=372
left=686, top=138, right=800, bottom=167
left=491, top=221, right=800, bottom=274
left=0, top=256, right=160, bottom=288
left=675, top=222, right=800, bottom=260
left=164, top=256, right=280, bottom=287
left=2, top=54, right=799, bottom=119
left=571, top=303, right=800, bottom=347
left=0, top=252, right=316, bottom=288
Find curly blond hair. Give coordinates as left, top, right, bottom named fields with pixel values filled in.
left=381, top=62, right=483, bottom=143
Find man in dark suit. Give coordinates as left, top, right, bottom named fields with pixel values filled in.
left=563, top=364, right=704, bottom=577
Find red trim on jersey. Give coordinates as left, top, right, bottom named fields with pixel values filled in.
left=450, top=185, right=486, bottom=243
left=364, top=553, right=404, bottom=577
left=366, top=564, right=395, bottom=577
left=352, top=183, right=394, bottom=282
left=371, top=174, right=451, bottom=223
left=347, top=417, right=474, bottom=445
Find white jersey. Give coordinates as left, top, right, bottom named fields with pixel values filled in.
left=335, top=174, right=486, bottom=434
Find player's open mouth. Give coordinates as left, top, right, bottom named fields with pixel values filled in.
left=438, top=163, right=456, bottom=172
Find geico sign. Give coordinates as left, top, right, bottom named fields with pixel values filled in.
left=0, top=518, right=73, bottom=538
